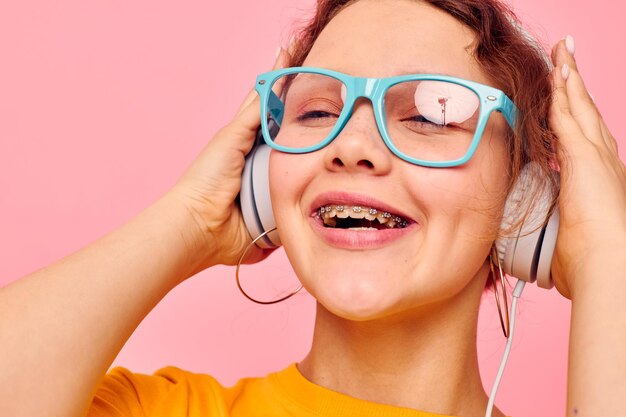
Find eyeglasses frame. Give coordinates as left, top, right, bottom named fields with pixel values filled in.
left=255, top=66, right=517, bottom=168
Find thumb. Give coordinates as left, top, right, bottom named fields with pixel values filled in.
left=234, top=47, right=292, bottom=120
left=220, top=47, right=292, bottom=155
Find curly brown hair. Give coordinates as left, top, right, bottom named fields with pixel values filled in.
left=284, top=0, right=559, bottom=290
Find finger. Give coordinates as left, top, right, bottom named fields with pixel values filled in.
left=549, top=63, right=578, bottom=137
left=549, top=63, right=587, bottom=171
left=553, top=38, right=616, bottom=154
left=553, top=39, right=604, bottom=142
left=597, top=110, right=620, bottom=156
left=231, top=47, right=291, bottom=126
left=286, top=33, right=298, bottom=56
left=564, top=65, right=605, bottom=147
left=568, top=58, right=619, bottom=156
left=234, top=45, right=292, bottom=116
left=234, top=46, right=291, bottom=117
left=236, top=88, right=259, bottom=116
left=221, top=48, right=292, bottom=155
left=235, top=48, right=282, bottom=116
left=550, top=40, right=559, bottom=67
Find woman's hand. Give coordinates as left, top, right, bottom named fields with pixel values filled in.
left=165, top=48, right=291, bottom=271
left=549, top=36, right=626, bottom=416
left=549, top=36, right=626, bottom=299
left=0, top=48, right=298, bottom=415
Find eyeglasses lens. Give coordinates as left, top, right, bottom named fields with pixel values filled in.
left=267, top=72, right=480, bottom=162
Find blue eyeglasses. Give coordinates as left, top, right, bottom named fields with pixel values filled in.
left=255, top=67, right=517, bottom=168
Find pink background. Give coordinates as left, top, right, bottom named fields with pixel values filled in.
left=1, top=1, right=624, bottom=416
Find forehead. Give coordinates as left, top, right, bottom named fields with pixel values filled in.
left=302, top=0, right=489, bottom=84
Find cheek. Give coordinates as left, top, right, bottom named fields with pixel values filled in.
left=407, top=129, right=509, bottom=255
left=269, top=151, right=309, bottom=212
left=268, top=151, right=322, bottom=297
left=475, top=125, right=511, bottom=206
left=269, top=152, right=294, bottom=224
left=268, top=151, right=317, bottom=242
left=268, top=151, right=288, bottom=192
left=442, top=129, right=510, bottom=239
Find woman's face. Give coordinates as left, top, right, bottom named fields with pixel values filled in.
left=269, top=0, right=511, bottom=321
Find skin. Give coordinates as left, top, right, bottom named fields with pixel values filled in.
left=270, top=1, right=511, bottom=416
left=0, top=0, right=624, bottom=416
left=549, top=36, right=626, bottom=416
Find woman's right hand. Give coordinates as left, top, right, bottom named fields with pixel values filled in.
left=166, top=48, right=290, bottom=271
left=0, top=38, right=294, bottom=417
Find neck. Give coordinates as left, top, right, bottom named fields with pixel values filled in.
left=298, top=265, right=506, bottom=417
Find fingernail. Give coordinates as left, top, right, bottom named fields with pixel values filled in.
left=561, top=64, right=570, bottom=80
left=589, top=92, right=595, bottom=103
left=565, top=35, right=575, bottom=55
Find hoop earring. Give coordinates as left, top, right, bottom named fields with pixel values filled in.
left=489, top=246, right=510, bottom=338
left=235, top=227, right=303, bottom=305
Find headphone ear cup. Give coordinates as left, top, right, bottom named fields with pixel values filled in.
left=495, top=163, right=559, bottom=289
left=239, top=130, right=281, bottom=249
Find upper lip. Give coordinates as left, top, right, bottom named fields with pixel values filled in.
left=310, top=191, right=417, bottom=223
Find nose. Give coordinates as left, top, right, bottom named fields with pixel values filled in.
left=323, top=98, right=393, bottom=175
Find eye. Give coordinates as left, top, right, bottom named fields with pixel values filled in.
left=291, top=97, right=342, bottom=127
left=296, top=110, right=338, bottom=121
left=401, top=114, right=447, bottom=128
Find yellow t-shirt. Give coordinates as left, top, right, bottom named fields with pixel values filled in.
left=88, top=362, right=489, bottom=417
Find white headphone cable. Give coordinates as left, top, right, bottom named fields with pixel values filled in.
left=485, top=279, right=526, bottom=417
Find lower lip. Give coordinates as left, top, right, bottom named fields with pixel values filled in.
left=309, top=216, right=419, bottom=250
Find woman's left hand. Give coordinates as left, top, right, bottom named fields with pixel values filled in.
left=548, top=36, right=626, bottom=300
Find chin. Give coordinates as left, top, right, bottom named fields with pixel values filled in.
left=297, top=259, right=419, bottom=322
left=317, top=289, right=398, bottom=322
left=296, top=250, right=483, bottom=324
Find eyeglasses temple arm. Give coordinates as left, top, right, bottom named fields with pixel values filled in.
left=268, top=91, right=284, bottom=128
left=500, top=95, right=518, bottom=130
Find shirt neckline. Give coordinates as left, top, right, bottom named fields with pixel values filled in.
left=268, top=362, right=461, bottom=417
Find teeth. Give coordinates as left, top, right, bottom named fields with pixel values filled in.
left=318, top=204, right=409, bottom=229
left=377, top=212, right=392, bottom=224
left=364, top=208, right=378, bottom=221
left=330, top=205, right=349, bottom=220
left=350, top=206, right=365, bottom=219
left=336, top=205, right=349, bottom=218
left=364, top=212, right=377, bottom=221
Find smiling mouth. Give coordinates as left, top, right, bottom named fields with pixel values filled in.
left=317, top=204, right=409, bottom=229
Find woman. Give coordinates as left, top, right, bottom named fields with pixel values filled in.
left=1, top=0, right=624, bottom=416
